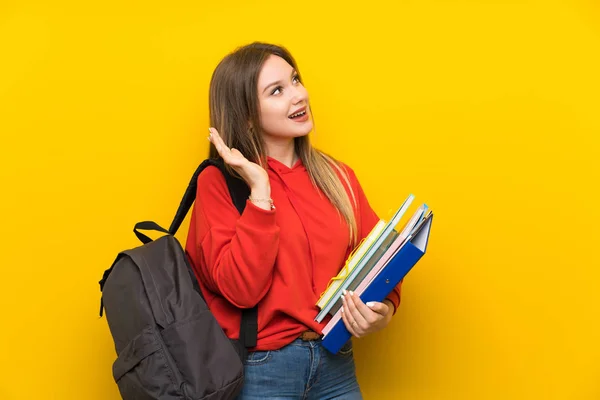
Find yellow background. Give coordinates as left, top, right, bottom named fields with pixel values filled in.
left=1, top=0, right=599, bottom=399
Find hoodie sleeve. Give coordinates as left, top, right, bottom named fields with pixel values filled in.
left=193, top=166, right=280, bottom=308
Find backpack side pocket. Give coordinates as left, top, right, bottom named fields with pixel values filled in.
left=113, top=326, right=184, bottom=399
left=161, top=312, right=244, bottom=399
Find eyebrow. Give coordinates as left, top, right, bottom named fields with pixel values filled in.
left=262, top=69, right=297, bottom=94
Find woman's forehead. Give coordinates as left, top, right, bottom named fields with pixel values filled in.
left=258, top=55, right=295, bottom=88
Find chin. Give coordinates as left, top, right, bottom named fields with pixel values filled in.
left=294, top=121, right=314, bottom=137
left=296, top=127, right=313, bottom=137
left=263, top=121, right=313, bottom=139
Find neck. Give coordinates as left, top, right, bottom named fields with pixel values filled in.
left=265, top=138, right=297, bottom=168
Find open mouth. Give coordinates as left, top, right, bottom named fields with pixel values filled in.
left=288, top=108, right=307, bottom=119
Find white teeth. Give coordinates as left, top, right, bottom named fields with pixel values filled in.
left=289, top=110, right=306, bottom=118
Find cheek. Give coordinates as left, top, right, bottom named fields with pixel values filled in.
left=260, top=101, right=288, bottom=129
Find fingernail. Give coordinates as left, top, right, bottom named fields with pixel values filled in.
left=366, top=302, right=375, bottom=308
left=342, top=290, right=347, bottom=295
left=349, top=291, right=354, bottom=296
left=340, top=306, right=344, bottom=313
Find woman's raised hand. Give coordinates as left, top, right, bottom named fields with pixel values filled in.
left=208, top=128, right=271, bottom=206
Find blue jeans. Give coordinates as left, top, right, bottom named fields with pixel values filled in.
left=235, top=338, right=362, bottom=400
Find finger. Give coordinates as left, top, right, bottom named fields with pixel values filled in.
left=208, top=127, right=220, bottom=140
left=342, top=296, right=359, bottom=335
left=365, top=301, right=389, bottom=317
left=345, top=292, right=370, bottom=331
left=208, top=128, right=227, bottom=151
left=209, top=128, right=235, bottom=161
left=207, top=128, right=222, bottom=150
left=209, top=129, right=247, bottom=166
left=341, top=304, right=360, bottom=338
left=211, top=128, right=230, bottom=151
left=208, top=127, right=220, bottom=145
left=230, top=148, right=243, bottom=157
left=224, top=150, right=250, bottom=172
left=343, top=293, right=366, bottom=336
left=349, top=292, right=377, bottom=322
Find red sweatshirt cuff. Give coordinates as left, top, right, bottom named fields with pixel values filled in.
left=239, top=199, right=277, bottom=226
left=385, top=285, right=401, bottom=315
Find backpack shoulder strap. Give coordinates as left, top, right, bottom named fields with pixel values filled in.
left=169, top=158, right=249, bottom=234
left=169, top=158, right=258, bottom=350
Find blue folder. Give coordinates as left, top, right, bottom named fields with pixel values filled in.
left=315, top=195, right=415, bottom=322
left=321, top=213, right=433, bottom=354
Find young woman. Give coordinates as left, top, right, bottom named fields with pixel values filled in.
left=185, top=42, right=401, bottom=400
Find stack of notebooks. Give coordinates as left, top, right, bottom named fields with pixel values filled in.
left=316, top=193, right=434, bottom=354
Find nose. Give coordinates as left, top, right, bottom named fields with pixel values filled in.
left=291, top=85, right=308, bottom=105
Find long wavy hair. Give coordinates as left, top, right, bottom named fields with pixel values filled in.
left=208, top=42, right=358, bottom=245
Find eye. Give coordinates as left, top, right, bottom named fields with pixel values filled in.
left=271, top=86, right=283, bottom=95
left=292, top=74, right=301, bottom=84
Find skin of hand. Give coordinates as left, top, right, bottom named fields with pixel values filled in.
left=341, top=290, right=394, bottom=338
left=208, top=127, right=272, bottom=210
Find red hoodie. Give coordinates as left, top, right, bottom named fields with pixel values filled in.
left=185, top=157, right=401, bottom=350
